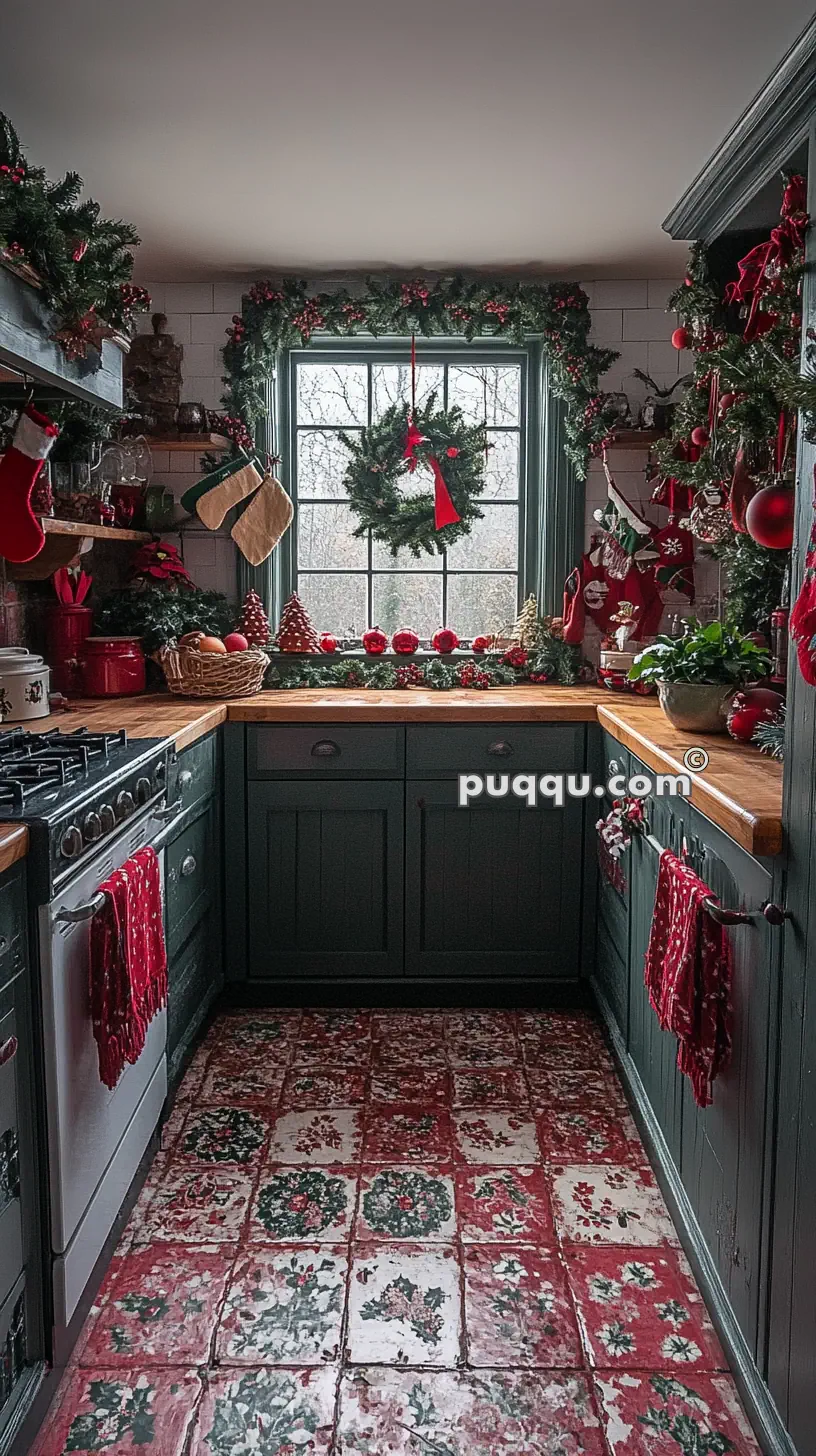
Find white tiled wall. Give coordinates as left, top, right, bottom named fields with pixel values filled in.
left=139, top=275, right=710, bottom=621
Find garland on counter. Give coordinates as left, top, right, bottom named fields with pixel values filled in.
left=0, top=112, right=150, bottom=360
left=269, top=639, right=583, bottom=691
left=214, top=276, right=620, bottom=477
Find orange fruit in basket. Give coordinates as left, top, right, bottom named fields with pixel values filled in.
left=197, top=635, right=227, bottom=653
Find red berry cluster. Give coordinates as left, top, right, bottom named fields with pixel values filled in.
left=341, top=302, right=367, bottom=324
left=394, top=662, right=425, bottom=689
left=458, top=662, right=491, bottom=689
left=4, top=241, right=25, bottom=259
left=400, top=280, right=430, bottom=309
left=501, top=645, right=528, bottom=668
left=528, top=670, right=553, bottom=683
left=562, top=354, right=585, bottom=381
left=485, top=300, right=511, bottom=324
left=248, top=281, right=284, bottom=307
left=210, top=412, right=254, bottom=453
left=447, top=305, right=472, bottom=324
left=119, top=284, right=151, bottom=321
left=292, top=299, right=326, bottom=341
left=228, top=313, right=246, bottom=345
left=0, top=163, right=25, bottom=185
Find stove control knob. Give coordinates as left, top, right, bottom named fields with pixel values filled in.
left=115, top=790, right=135, bottom=821
left=99, top=804, right=116, bottom=834
left=60, top=825, right=84, bottom=860
left=135, top=776, right=153, bottom=805
left=83, top=811, right=103, bottom=844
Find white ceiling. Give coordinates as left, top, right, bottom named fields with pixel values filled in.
left=0, top=0, right=810, bottom=281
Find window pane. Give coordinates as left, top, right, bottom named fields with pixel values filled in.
left=372, top=575, right=443, bottom=637
left=448, top=575, right=517, bottom=638
left=297, top=430, right=355, bottom=499
left=371, top=541, right=443, bottom=572
left=448, top=366, right=520, bottom=426
left=484, top=431, right=520, bottom=500
left=298, top=503, right=367, bottom=569
left=372, top=364, right=444, bottom=418
left=297, top=363, right=368, bottom=425
left=446, top=505, right=518, bottom=571
left=298, top=573, right=367, bottom=636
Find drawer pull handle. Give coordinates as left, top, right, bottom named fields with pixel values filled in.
left=181, top=855, right=197, bottom=878
left=311, top=740, right=341, bottom=757
left=0, top=937, right=7, bottom=954
left=178, top=770, right=194, bottom=789
left=0, top=1036, right=18, bottom=1066
left=487, top=740, right=513, bottom=757
left=608, top=758, right=621, bottom=775
left=762, top=901, right=791, bottom=927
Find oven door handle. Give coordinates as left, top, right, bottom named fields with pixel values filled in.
left=55, top=891, right=107, bottom=925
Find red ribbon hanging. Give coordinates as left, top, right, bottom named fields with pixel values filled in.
left=724, top=175, right=807, bottom=342
left=402, top=333, right=461, bottom=528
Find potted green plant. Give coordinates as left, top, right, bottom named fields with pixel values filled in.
left=628, top=620, right=771, bottom=732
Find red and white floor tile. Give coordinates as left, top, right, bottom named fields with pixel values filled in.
left=32, top=1009, right=762, bottom=1456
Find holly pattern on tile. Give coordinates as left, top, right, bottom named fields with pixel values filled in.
left=268, top=1108, right=362, bottom=1163
left=454, top=1112, right=539, bottom=1165
left=138, top=1168, right=254, bottom=1243
left=447, top=1035, right=518, bottom=1067
left=281, top=1066, right=366, bottom=1108
left=359, top=1168, right=455, bottom=1240
left=216, top=1248, right=346, bottom=1364
left=526, top=1068, right=627, bottom=1110
left=348, top=1247, right=461, bottom=1366
left=370, top=1066, right=450, bottom=1103
left=252, top=1167, right=354, bottom=1241
left=551, top=1166, right=678, bottom=1246
left=361, top=1275, right=447, bottom=1348
left=594, top=1372, right=762, bottom=1454
left=193, top=1367, right=335, bottom=1456
left=372, top=1038, right=448, bottom=1069
left=209, top=1013, right=297, bottom=1051
left=464, top=1245, right=582, bottom=1368
left=453, top=1069, right=527, bottom=1108
left=46, top=1371, right=202, bottom=1456
left=458, top=1165, right=555, bottom=1243
left=363, top=1106, right=452, bottom=1162
left=537, top=1108, right=644, bottom=1165
left=200, top=1063, right=285, bottom=1106
left=81, top=1246, right=230, bottom=1366
left=179, top=1106, right=267, bottom=1165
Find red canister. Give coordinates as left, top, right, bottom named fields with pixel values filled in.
left=46, top=604, right=94, bottom=696
left=80, top=636, right=146, bottom=697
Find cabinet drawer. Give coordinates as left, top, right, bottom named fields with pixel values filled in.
left=248, top=723, right=404, bottom=778
left=165, top=808, right=215, bottom=958
left=406, top=724, right=585, bottom=779
left=168, top=916, right=217, bottom=1057
left=168, top=732, right=217, bottom=812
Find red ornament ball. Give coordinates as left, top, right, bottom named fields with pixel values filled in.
left=727, top=703, right=774, bottom=744
left=471, top=635, right=491, bottom=654
left=432, top=627, right=460, bottom=654
left=223, top=632, right=249, bottom=653
left=690, top=426, right=710, bottom=448
left=392, top=627, right=420, bottom=655
left=319, top=633, right=338, bottom=654
left=737, top=686, right=785, bottom=712
left=718, top=392, right=737, bottom=415
left=744, top=484, right=795, bottom=550
left=671, top=326, right=691, bottom=350
left=362, top=625, right=388, bottom=655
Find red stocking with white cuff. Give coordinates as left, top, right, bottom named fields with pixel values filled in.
left=0, top=406, right=60, bottom=563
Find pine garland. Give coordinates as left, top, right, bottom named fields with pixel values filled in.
left=215, top=277, right=619, bottom=478
left=710, top=532, right=789, bottom=636
left=753, top=703, right=786, bottom=761
left=268, top=637, right=582, bottom=691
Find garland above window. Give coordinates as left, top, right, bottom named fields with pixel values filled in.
left=215, top=276, right=619, bottom=477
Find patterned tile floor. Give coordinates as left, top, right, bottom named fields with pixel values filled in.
left=32, top=1009, right=763, bottom=1456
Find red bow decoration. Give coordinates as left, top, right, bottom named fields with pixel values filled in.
left=402, top=419, right=426, bottom=471
left=402, top=331, right=461, bottom=530
left=430, top=455, right=461, bottom=529
left=725, top=174, right=808, bottom=342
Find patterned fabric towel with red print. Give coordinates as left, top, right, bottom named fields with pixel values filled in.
left=644, top=849, right=733, bottom=1108
left=90, top=846, right=167, bottom=1089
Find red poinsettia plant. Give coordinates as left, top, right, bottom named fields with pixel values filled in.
left=130, top=540, right=194, bottom=589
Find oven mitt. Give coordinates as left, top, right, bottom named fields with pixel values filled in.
left=231, top=473, right=293, bottom=565
left=196, top=457, right=262, bottom=530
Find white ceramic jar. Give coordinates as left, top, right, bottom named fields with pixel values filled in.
left=0, top=649, right=51, bottom=721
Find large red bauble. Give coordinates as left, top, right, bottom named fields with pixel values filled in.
left=471, top=635, right=491, bottom=653
left=362, top=625, right=388, bottom=655
left=319, top=633, right=337, bottom=654
left=727, top=703, right=773, bottom=744
left=432, top=627, right=460, bottom=654
left=744, top=484, right=795, bottom=550
left=718, top=391, right=737, bottom=415
left=223, top=632, right=249, bottom=653
left=671, top=326, right=691, bottom=350
left=690, top=425, right=710, bottom=448
left=736, top=686, right=785, bottom=712
left=392, top=627, right=419, bottom=655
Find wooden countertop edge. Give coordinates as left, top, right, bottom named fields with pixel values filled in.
left=0, top=824, right=28, bottom=872
left=597, top=705, right=783, bottom=858
left=171, top=704, right=228, bottom=750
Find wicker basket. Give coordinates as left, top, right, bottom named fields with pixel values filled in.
left=157, top=645, right=270, bottom=698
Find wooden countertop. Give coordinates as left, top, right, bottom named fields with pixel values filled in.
left=0, top=824, right=28, bottom=873
left=19, top=686, right=784, bottom=857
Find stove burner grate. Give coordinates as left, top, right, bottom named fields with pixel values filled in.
left=0, top=727, right=131, bottom=809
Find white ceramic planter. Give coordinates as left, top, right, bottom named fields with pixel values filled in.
left=657, top=681, right=735, bottom=733
left=0, top=649, right=51, bottom=721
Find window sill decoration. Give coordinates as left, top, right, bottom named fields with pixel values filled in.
left=214, top=277, right=619, bottom=478
left=268, top=637, right=583, bottom=691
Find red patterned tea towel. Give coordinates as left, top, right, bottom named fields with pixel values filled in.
left=644, top=848, right=732, bottom=1108
left=90, top=846, right=167, bottom=1089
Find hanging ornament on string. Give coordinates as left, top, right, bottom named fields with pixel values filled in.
left=744, top=413, right=795, bottom=551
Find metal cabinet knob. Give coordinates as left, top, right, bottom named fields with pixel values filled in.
left=311, top=740, right=340, bottom=757
left=181, top=854, right=197, bottom=878
left=487, top=740, right=513, bottom=757
left=762, top=902, right=791, bottom=927
left=0, top=1036, right=18, bottom=1066
left=178, top=770, right=194, bottom=789
left=0, top=938, right=8, bottom=955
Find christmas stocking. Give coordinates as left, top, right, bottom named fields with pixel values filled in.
left=231, top=473, right=293, bottom=565
left=0, top=406, right=59, bottom=563
left=196, top=456, right=262, bottom=530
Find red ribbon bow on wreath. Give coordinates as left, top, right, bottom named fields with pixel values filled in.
left=724, top=174, right=808, bottom=342
left=403, top=334, right=461, bottom=530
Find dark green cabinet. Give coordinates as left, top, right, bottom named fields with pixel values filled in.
left=247, top=779, right=404, bottom=979
left=405, top=778, right=582, bottom=979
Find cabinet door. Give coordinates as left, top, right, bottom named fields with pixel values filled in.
left=405, top=779, right=583, bottom=980
left=165, top=804, right=216, bottom=959
left=248, top=781, right=404, bottom=979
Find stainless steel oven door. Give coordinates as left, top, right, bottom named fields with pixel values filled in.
left=40, top=800, right=176, bottom=1329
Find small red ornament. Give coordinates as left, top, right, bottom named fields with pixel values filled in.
left=319, top=632, right=338, bottom=654
left=362, top=625, right=388, bottom=655
left=727, top=701, right=774, bottom=744
left=671, top=326, right=691, bottom=350
left=446, top=447, right=460, bottom=458
left=718, top=392, right=737, bottom=415
left=391, top=627, right=420, bottom=655
left=745, top=483, right=795, bottom=550
left=690, top=426, right=710, bottom=448
left=223, top=632, right=249, bottom=653
left=432, top=627, right=459, bottom=654
left=471, top=635, right=491, bottom=653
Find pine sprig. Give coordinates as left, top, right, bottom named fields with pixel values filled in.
left=753, top=703, right=786, bottom=760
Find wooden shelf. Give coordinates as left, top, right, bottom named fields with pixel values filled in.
left=607, top=429, right=666, bottom=449
left=8, top=518, right=151, bottom=580
left=146, top=433, right=230, bottom=453
left=42, top=518, right=151, bottom=543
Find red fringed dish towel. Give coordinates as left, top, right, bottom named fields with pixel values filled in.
left=644, top=848, right=733, bottom=1108
left=90, top=846, right=167, bottom=1090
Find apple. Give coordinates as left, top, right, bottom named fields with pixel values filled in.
left=197, top=635, right=227, bottom=654
left=224, top=632, right=249, bottom=653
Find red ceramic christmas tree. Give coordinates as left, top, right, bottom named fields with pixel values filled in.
left=238, top=589, right=272, bottom=647
left=276, top=591, right=321, bottom=653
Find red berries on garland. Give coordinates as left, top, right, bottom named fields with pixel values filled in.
left=501, top=646, right=528, bottom=668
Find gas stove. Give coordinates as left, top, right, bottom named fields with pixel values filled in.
left=0, top=726, right=171, bottom=895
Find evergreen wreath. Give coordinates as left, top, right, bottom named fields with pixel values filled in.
left=340, top=395, right=486, bottom=557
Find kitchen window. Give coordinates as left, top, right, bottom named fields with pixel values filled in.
left=286, top=343, right=529, bottom=640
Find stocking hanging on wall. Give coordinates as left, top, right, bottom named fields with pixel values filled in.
left=0, top=405, right=60, bottom=563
